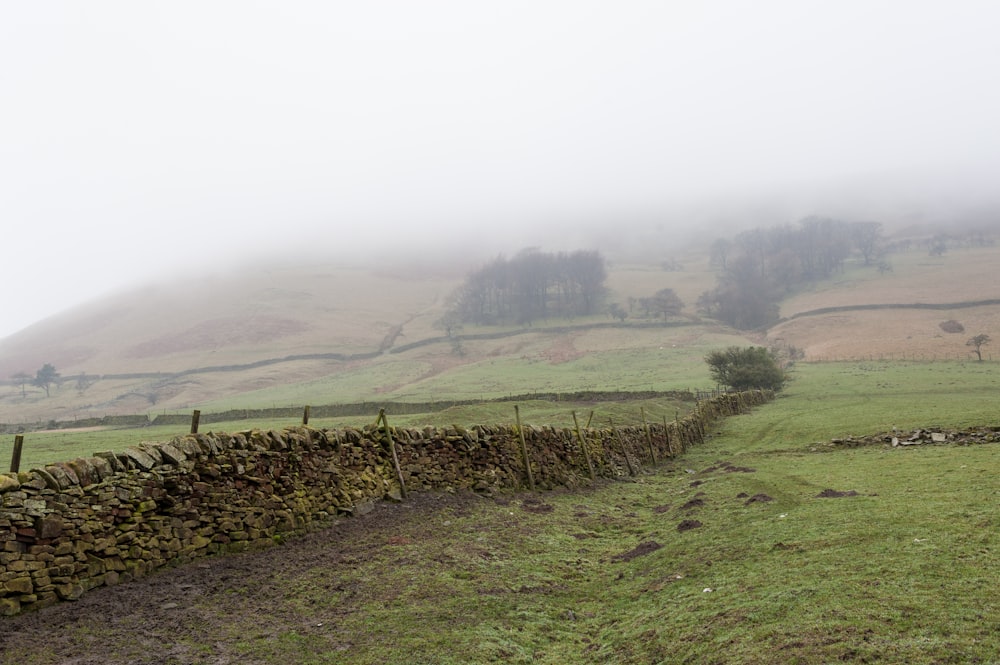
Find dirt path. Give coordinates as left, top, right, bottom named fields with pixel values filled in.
left=0, top=492, right=476, bottom=665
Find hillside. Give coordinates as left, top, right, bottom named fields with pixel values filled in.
left=0, top=261, right=463, bottom=423
left=2, top=243, right=999, bottom=425
left=767, top=246, right=1000, bottom=360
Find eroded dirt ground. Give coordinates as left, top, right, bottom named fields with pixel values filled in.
left=0, top=492, right=481, bottom=665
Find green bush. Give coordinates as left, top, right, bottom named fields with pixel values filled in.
left=705, top=346, right=786, bottom=391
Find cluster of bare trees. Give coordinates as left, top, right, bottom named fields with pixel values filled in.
left=629, top=289, right=684, bottom=322
left=446, top=249, right=607, bottom=326
left=699, top=217, right=885, bottom=329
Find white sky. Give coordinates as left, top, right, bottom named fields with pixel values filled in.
left=3, top=1, right=1000, bottom=339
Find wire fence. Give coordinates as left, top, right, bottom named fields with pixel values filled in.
left=804, top=353, right=995, bottom=363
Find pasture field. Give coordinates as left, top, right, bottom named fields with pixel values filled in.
left=778, top=245, right=1000, bottom=317
left=234, top=361, right=996, bottom=664
left=2, top=361, right=997, bottom=664
left=5, top=243, right=999, bottom=425
left=5, top=396, right=696, bottom=472
left=182, top=325, right=745, bottom=410
left=731, top=359, right=1000, bottom=446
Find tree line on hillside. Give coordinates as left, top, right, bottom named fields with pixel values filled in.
left=440, top=220, right=997, bottom=336
left=444, top=249, right=608, bottom=326
left=698, top=217, right=885, bottom=329
left=698, top=219, right=1000, bottom=330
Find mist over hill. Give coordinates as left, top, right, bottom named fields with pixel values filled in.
left=3, top=218, right=999, bottom=426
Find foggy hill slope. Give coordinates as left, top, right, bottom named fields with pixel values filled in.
left=765, top=246, right=1000, bottom=360
left=2, top=244, right=999, bottom=424
left=0, top=263, right=465, bottom=422
left=0, top=264, right=461, bottom=377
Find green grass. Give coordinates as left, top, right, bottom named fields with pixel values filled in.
left=168, top=435, right=996, bottom=664
left=151, top=325, right=748, bottom=411
left=11, top=359, right=997, bottom=472
left=734, top=360, right=1000, bottom=452
left=5, top=361, right=998, bottom=663
left=208, top=362, right=1000, bottom=663
left=5, top=397, right=695, bottom=472
left=258, top=365, right=1000, bottom=664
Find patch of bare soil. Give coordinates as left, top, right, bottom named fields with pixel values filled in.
left=816, top=489, right=860, bottom=498
left=0, top=491, right=485, bottom=665
left=611, top=540, right=663, bottom=562
left=676, top=520, right=702, bottom=532
left=744, top=493, right=774, bottom=505
left=520, top=497, right=555, bottom=513
left=540, top=333, right=585, bottom=365
left=699, top=460, right=754, bottom=475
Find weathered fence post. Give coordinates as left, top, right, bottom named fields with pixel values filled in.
left=641, top=407, right=657, bottom=465
left=377, top=408, right=407, bottom=500
left=9, top=435, right=24, bottom=473
left=302, top=405, right=310, bottom=425
left=662, top=415, right=673, bottom=456
left=514, top=405, right=535, bottom=491
left=572, top=411, right=596, bottom=480
left=190, top=410, right=201, bottom=434
left=610, top=418, right=637, bottom=476
left=694, top=403, right=706, bottom=444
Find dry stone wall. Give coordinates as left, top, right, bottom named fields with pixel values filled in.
left=0, top=391, right=771, bottom=616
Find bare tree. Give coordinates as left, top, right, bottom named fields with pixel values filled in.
left=967, top=334, right=990, bottom=361
left=929, top=235, right=949, bottom=256
left=709, top=238, right=731, bottom=271
left=608, top=303, right=627, bottom=322
left=648, top=288, right=684, bottom=321
left=852, top=221, right=884, bottom=266
left=11, top=371, right=31, bottom=398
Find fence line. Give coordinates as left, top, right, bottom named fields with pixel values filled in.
left=805, top=353, right=994, bottom=363
left=0, top=389, right=709, bottom=435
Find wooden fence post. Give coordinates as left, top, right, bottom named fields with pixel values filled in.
left=190, top=410, right=201, bottom=434
left=662, top=416, right=673, bottom=456
left=572, top=411, right=596, bottom=480
left=10, top=435, right=24, bottom=473
left=514, top=405, right=535, bottom=491
left=641, top=407, right=657, bottom=465
left=610, top=418, right=637, bottom=476
left=377, top=408, right=407, bottom=500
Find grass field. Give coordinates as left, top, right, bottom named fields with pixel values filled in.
left=2, top=364, right=997, bottom=663
left=6, top=395, right=697, bottom=472
left=205, top=361, right=996, bottom=664
left=4, top=243, right=998, bottom=425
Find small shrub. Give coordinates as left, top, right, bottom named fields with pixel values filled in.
left=705, top=346, right=786, bottom=391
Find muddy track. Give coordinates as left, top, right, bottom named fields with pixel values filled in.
left=0, top=491, right=479, bottom=665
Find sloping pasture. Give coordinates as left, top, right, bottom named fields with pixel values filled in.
left=2, top=361, right=996, bottom=664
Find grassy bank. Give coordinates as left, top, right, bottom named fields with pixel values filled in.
left=221, top=362, right=996, bottom=664
left=3, top=361, right=997, bottom=664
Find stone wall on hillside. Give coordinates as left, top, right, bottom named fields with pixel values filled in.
left=0, top=391, right=771, bottom=616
